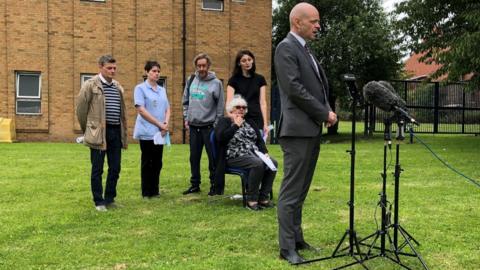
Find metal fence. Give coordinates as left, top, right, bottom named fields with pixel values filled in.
left=367, top=80, right=480, bottom=135
left=269, top=80, right=480, bottom=143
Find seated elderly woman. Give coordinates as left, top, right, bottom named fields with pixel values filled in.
left=213, top=95, right=277, bottom=211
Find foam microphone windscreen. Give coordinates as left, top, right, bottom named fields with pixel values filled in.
left=378, top=81, right=407, bottom=109
left=363, top=81, right=398, bottom=112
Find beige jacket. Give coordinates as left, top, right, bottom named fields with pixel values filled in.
left=76, top=75, right=128, bottom=150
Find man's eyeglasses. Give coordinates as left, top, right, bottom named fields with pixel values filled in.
left=234, top=106, right=247, bottom=110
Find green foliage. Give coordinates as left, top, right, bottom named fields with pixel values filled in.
left=395, top=0, right=480, bottom=89
left=273, top=0, right=403, bottom=107
left=0, top=132, right=479, bottom=269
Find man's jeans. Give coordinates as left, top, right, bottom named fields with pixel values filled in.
left=90, top=125, right=122, bottom=206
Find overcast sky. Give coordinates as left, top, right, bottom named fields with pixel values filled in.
left=272, top=0, right=402, bottom=12
left=382, top=0, right=402, bottom=12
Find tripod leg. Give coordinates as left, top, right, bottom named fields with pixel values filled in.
left=399, top=224, right=421, bottom=246
left=332, top=231, right=349, bottom=257
left=398, top=226, right=429, bottom=270
left=385, top=255, right=414, bottom=270
left=332, top=255, right=369, bottom=270
left=353, top=233, right=364, bottom=259
left=359, top=231, right=378, bottom=244
left=365, top=232, right=381, bottom=257
left=385, top=230, right=401, bottom=262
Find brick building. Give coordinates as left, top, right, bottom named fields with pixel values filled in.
left=404, top=52, right=446, bottom=81
left=0, top=0, right=272, bottom=143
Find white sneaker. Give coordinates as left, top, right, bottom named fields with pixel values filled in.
left=95, top=205, right=107, bottom=212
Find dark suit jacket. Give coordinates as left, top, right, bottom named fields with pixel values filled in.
left=274, top=33, right=332, bottom=137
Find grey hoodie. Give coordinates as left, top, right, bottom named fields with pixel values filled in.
left=182, top=71, right=224, bottom=127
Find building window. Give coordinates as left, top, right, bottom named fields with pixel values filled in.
left=157, top=77, right=167, bottom=90
left=202, top=0, right=224, bottom=11
left=81, top=73, right=96, bottom=86
left=232, top=0, right=246, bottom=2
left=16, top=72, right=41, bottom=115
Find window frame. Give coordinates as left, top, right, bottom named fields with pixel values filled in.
left=81, top=73, right=96, bottom=86
left=16, top=72, right=41, bottom=99
left=202, top=0, right=224, bottom=11
left=157, top=76, right=167, bottom=90
left=15, top=72, right=42, bottom=115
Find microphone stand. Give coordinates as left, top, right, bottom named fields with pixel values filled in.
left=390, top=119, right=429, bottom=269
left=299, top=76, right=367, bottom=269
left=359, top=115, right=429, bottom=269
left=358, top=117, right=396, bottom=261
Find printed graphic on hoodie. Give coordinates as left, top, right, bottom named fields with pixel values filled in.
left=190, top=83, right=209, bottom=100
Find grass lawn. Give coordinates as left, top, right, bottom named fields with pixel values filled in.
left=0, top=123, right=479, bottom=269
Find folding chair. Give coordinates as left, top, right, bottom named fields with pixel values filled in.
left=210, top=130, right=249, bottom=207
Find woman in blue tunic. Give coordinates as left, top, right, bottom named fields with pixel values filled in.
left=133, top=61, right=170, bottom=198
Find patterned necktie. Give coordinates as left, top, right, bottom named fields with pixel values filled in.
left=305, top=44, right=329, bottom=104
left=304, top=44, right=311, bottom=54
left=304, top=44, right=319, bottom=75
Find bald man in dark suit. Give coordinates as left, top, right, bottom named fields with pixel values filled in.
left=274, top=2, right=337, bottom=264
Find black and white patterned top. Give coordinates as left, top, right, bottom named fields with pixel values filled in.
left=102, top=81, right=122, bottom=125
left=226, top=122, right=259, bottom=160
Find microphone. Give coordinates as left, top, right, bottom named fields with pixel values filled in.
left=341, top=74, right=361, bottom=101
left=363, top=81, right=397, bottom=111
left=342, top=74, right=356, bottom=82
left=363, top=81, right=419, bottom=126
left=394, top=105, right=419, bottom=126
left=378, top=81, right=407, bottom=109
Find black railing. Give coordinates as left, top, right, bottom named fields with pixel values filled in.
left=269, top=80, right=480, bottom=144
left=368, top=80, right=480, bottom=134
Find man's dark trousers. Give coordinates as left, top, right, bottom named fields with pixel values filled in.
left=90, top=125, right=122, bottom=206
left=189, top=125, right=215, bottom=188
left=277, top=134, right=321, bottom=250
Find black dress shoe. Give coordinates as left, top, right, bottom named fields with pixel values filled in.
left=258, top=200, right=275, bottom=209
left=182, top=186, right=200, bottom=195
left=245, top=203, right=262, bottom=211
left=279, top=249, right=305, bottom=264
left=207, top=186, right=217, bottom=196
left=296, top=241, right=320, bottom=252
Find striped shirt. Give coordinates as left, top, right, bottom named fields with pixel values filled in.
left=102, top=81, right=121, bottom=125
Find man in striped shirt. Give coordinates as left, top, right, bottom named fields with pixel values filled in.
left=76, top=55, right=128, bottom=212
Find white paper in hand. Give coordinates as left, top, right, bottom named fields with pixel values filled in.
left=153, top=131, right=166, bottom=145
left=263, top=124, right=274, bottom=142
left=254, top=150, right=277, bottom=171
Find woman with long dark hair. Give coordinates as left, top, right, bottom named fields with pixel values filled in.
left=226, top=50, right=269, bottom=136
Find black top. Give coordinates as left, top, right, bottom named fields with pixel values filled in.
left=227, top=73, right=267, bottom=129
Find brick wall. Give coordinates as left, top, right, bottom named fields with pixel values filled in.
left=0, top=0, right=272, bottom=143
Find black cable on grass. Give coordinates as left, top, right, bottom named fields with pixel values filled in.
left=409, top=128, right=480, bottom=188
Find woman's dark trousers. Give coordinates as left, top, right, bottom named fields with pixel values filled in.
left=140, top=140, right=164, bottom=197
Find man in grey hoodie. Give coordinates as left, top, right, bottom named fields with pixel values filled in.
left=182, top=53, right=225, bottom=195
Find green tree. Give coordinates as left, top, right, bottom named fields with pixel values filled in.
left=395, top=0, right=480, bottom=89
left=273, top=0, right=402, bottom=134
